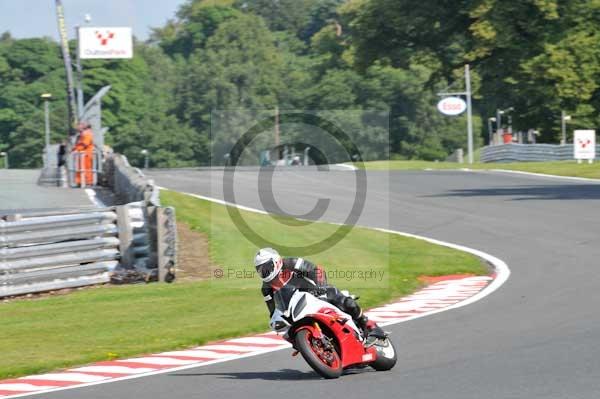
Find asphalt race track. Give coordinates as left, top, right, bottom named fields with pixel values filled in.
left=41, top=168, right=600, bottom=398
left=0, top=170, right=93, bottom=210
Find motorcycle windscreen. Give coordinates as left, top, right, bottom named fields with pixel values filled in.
left=273, top=285, right=297, bottom=312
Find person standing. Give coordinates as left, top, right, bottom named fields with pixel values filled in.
left=56, top=140, right=67, bottom=187
left=72, top=122, right=95, bottom=186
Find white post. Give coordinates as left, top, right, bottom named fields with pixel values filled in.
left=44, top=100, right=50, bottom=166
left=561, top=110, right=566, bottom=145
left=274, top=106, right=280, bottom=147
left=465, top=64, right=474, bottom=164
left=75, top=24, right=84, bottom=117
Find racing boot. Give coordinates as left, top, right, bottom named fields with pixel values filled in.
left=356, top=314, right=386, bottom=339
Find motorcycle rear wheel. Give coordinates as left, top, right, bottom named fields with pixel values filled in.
left=296, top=329, right=343, bottom=379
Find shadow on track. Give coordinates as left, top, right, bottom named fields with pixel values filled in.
left=169, top=369, right=319, bottom=381
left=169, top=367, right=374, bottom=381
left=425, top=184, right=600, bottom=201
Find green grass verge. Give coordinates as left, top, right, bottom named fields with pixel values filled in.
left=355, top=160, right=600, bottom=179
left=0, top=190, right=487, bottom=379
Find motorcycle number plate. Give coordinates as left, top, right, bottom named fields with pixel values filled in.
left=362, top=353, right=374, bottom=362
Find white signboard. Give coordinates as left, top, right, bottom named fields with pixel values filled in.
left=574, top=130, right=596, bottom=160
left=79, top=27, right=133, bottom=59
left=437, top=97, right=467, bottom=116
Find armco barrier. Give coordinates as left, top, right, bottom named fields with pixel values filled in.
left=481, top=143, right=600, bottom=163
left=0, top=202, right=177, bottom=297
left=1, top=208, right=119, bottom=297
left=103, top=153, right=159, bottom=205
left=101, top=153, right=176, bottom=282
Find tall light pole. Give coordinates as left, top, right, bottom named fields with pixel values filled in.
left=41, top=93, right=53, bottom=166
left=140, top=149, right=149, bottom=169
left=0, top=152, right=8, bottom=169
left=465, top=64, right=474, bottom=164
left=561, top=111, right=571, bottom=145
left=487, top=117, right=496, bottom=145
left=75, top=14, right=92, bottom=117
left=274, top=106, right=280, bottom=147
left=55, top=0, right=78, bottom=136
left=496, top=109, right=503, bottom=137
left=436, top=64, right=474, bottom=164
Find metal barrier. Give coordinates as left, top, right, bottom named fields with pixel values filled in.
left=0, top=208, right=118, bottom=297
left=445, top=148, right=464, bottom=163
left=0, top=202, right=177, bottom=297
left=481, top=144, right=600, bottom=163
left=103, top=153, right=159, bottom=205
left=68, top=149, right=102, bottom=187
left=38, top=144, right=68, bottom=187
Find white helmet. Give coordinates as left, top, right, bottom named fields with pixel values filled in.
left=254, top=247, right=283, bottom=282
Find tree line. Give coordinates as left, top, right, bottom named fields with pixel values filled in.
left=1, top=0, right=599, bottom=168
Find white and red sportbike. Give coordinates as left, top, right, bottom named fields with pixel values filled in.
left=270, top=286, right=397, bottom=379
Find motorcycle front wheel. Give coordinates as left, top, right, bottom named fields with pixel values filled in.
left=295, top=329, right=343, bottom=379
left=370, top=338, right=397, bottom=371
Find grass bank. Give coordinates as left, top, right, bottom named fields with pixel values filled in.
left=355, top=160, right=600, bottom=179
left=0, top=190, right=487, bottom=379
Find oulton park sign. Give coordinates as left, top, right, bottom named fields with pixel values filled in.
left=79, top=27, right=133, bottom=59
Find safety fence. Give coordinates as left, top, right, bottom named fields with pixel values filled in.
left=0, top=202, right=176, bottom=298
left=481, top=143, right=600, bottom=163
left=68, top=149, right=102, bottom=188
left=38, top=147, right=103, bottom=188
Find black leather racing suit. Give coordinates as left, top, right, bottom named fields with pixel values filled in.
left=261, top=257, right=367, bottom=329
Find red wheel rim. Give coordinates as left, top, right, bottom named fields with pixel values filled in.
left=305, top=331, right=341, bottom=370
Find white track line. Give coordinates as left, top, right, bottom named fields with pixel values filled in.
left=1, top=188, right=510, bottom=399
left=158, top=350, right=235, bottom=359
left=69, top=366, right=157, bottom=374
left=487, top=168, right=600, bottom=183
left=227, top=337, right=287, bottom=345
left=199, top=344, right=276, bottom=352
left=0, top=384, right=59, bottom=392
left=334, top=163, right=358, bottom=171
left=20, top=374, right=108, bottom=383
left=84, top=189, right=106, bottom=208
left=115, top=357, right=199, bottom=366
left=419, top=167, right=600, bottom=183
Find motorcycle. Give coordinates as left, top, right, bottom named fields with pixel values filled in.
left=270, top=285, right=397, bottom=379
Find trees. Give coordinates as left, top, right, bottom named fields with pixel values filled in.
left=175, top=13, right=285, bottom=162
left=0, top=37, right=197, bottom=168
left=343, top=0, right=600, bottom=145
left=151, top=3, right=241, bottom=59
left=1, top=0, right=598, bottom=167
left=0, top=38, right=69, bottom=168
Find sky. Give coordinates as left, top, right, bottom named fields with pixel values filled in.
left=0, top=0, right=187, bottom=41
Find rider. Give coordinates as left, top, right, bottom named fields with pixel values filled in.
left=255, top=247, right=385, bottom=338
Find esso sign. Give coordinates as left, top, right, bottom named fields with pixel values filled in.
left=437, top=97, right=467, bottom=116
